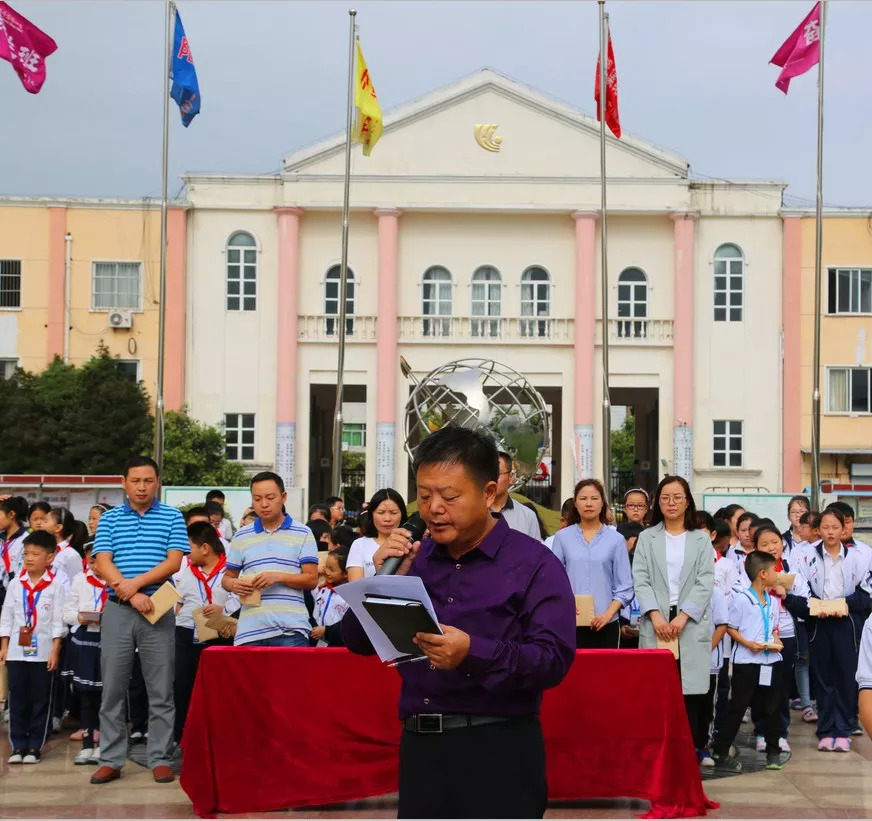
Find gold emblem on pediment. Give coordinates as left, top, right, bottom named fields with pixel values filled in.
left=474, top=124, right=502, bottom=152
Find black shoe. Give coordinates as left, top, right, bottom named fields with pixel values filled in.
left=852, top=726, right=864, bottom=737
left=128, top=731, right=146, bottom=746
left=22, top=749, right=41, bottom=764
left=712, top=752, right=743, bottom=772
left=766, top=753, right=783, bottom=770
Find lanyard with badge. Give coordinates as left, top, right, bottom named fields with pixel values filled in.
left=1, top=530, right=23, bottom=579
left=319, top=585, right=335, bottom=626
left=747, top=587, right=774, bottom=686
left=190, top=555, right=226, bottom=605
left=19, top=571, right=54, bottom=656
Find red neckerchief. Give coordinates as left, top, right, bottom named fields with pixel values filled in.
left=20, top=569, right=55, bottom=628
left=55, top=539, right=69, bottom=555
left=1, top=528, right=25, bottom=574
left=85, top=572, right=108, bottom=609
left=189, top=555, right=226, bottom=604
left=775, top=559, right=784, bottom=573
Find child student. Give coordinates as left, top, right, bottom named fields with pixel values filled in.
left=62, top=543, right=106, bottom=765
left=792, top=511, right=821, bottom=723
left=27, top=502, right=51, bottom=533
left=87, top=504, right=110, bottom=538
left=205, top=490, right=233, bottom=540
left=0, top=531, right=66, bottom=764
left=617, top=521, right=643, bottom=649
left=708, top=517, right=738, bottom=750
left=699, top=584, right=730, bottom=767
left=46, top=507, right=83, bottom=584
left=1, top=497, right=30, bottom=606
left=794, top=508, right=870, bottom=752
left=727, top=510, right=756, bottom=568
left=712, top=550, right=785, bottom=773
left=310, top=546, right=350, bottom=647
left=544, top=498, right=575, bottom=550
left=174, top=521, right=237, bottom=744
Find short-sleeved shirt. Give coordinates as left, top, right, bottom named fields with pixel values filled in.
left=494, top=497, right=542, bottom=541
left=729, top=587, right=782, bottom=665
left=856, top=616, right=872, bottom=690
left=710, top=586, right=730, bottom=673
left=92, top=500, right=189, bottom=595
left=226, top=514, right=318, bottom=645
left=347, top=536, right=380, bottom=578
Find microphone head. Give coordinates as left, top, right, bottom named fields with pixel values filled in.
left=403, top=513, right=427, bottom=543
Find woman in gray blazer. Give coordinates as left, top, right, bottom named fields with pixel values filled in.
left=633, top=475, right=715, bottom=760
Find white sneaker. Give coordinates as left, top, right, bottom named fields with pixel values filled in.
left=742, top=708, right=751, bottom=723
left=7, top=751, right=23, bottom=764
left=755, top=735, right=766, bottom=752
left=51, top=717, right=61, bottom=733
left=779, top=737, right=791, bottom=752
left=22, top=751, right=41, bottom=764
left=74, top=748, right=95, bottom=765
left=89, top=746, right=100, bottom=764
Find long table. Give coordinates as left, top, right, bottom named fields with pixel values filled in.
left=180, top=647, right=717, bottom=818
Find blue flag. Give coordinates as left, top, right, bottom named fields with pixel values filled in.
left=169, top=9, right=199, bottom=127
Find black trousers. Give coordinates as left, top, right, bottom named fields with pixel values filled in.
left=78, top=688, right=101, bottom=749
left=576, top=620, right=620, bottom=649
left=398, top=716, right=546, bottom=819
left=714, top=662, right=782, bottom=757
left=7, top=660, right=54, bottom=752
left=174, top=626, right=232, bottom=743
left=696, top=674, right=718, bottom=751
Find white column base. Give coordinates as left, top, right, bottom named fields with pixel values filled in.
left=275, top=422, right=296, bottom=490
left=376, top=422, right=396, bottom=490
left=574, top=424, right=594, bottom=482
left=673, top=425, right=693, bottom=481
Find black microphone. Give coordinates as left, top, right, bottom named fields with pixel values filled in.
left=376, top=514, right=427, bottom=576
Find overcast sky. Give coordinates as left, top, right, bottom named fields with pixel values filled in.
left=2, top=0, right=870, bottom=206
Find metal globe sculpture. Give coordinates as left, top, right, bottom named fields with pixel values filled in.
left=402, top=357, right=550, bottom=485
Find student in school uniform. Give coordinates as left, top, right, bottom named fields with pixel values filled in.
left=205, top=490, right=234, bottom=541
left=45, top=508, right=84, bottom=584
left=550, top=479, right=634, bottom=649
left=699, top=584, right=730, bottom=767
left=616, top=521, right=643, bottom=649
left=310, top=546, right=350, bottom=647
left=792, top=511, right=821, bottom=722
left=782, top=496, right=810, bottom=562
left=715, top=504, right=745, bottom=552
left=27, top=502, right=51, bottom=533
left=544, top=498, right=575, bottom=551
left=1, top=497, right=30, bottom=608
left=62, top=542, right=106, bottom=765
left=857, top=615, right=872, bottom=734
left=0, top=531, right=66, bottom=764
left=727, top=511, right=756, bottom=570
left=793, top=508, right=870, bottom=752
left=174, top=521, right=237, bottom=744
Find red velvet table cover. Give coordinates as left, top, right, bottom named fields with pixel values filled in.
left=180, top=648, right=716, bottom=818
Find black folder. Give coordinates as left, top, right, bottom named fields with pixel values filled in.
left=361, top=595, right=442, bottom=657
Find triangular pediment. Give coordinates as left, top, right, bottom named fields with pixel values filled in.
left=282, top=69, right=688, bottom=181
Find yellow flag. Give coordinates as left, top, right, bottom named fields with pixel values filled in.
left=353, top=39, right=383, bottom=156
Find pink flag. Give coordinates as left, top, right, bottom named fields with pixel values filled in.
left=0, top=1, right=57, bottom=94
left=770, top=2, right=821, bottom=94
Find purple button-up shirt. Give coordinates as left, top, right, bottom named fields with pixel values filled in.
left=342, top=515, right=576, bottom=719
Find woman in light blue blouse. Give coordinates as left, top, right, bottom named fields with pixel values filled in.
left=550, top=479, right=634, bottom=649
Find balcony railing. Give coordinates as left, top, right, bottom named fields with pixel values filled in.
left=297, top=314, right=377, bottom=340
left=397, top=316, right=574, bottom=343
left=595, top=318, right=674, bottom=345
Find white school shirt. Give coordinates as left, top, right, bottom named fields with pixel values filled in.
left=53, top=541, right=84, bottom=583
left=728, top=587, right=783, bottom=666
left=347, top=536, right=380, bottom=578
left=313, top=584, right=349, bottom=647
left=175, top=561, right=235, bottom=630
left=0, top=569, right=66, bottom=662
left=714, top=555, right=739, bottom=599
left=218, top=518, right=233, bottom=541
left=665, top=531, right=686, bottom=606
left=710, top=586, right=730, bottom=674
left=822, top=548, right=847, bottom=600
left=856, top=616, right=872, bottom=690
left=0, top=529, right=27, bottom=589
left=62, top=571, right=106, bottom=634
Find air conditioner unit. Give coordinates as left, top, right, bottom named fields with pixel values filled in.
left=108, top=309, right=133, bottom=329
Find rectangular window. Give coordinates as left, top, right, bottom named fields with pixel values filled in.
left=342, top=423, right=366, bottom=448
left=0, top=358, right=18, bottom=379
left=713, top=257, right=743, bottom=322
left=828, top=268, right=872, bottom=315
left=828, top=367, right=872, bottom=413
left=91, top=262, right=142, bottom=310
left=712, top=420, right=743, bottom=467
left=226, top=248, right=257, bottom=311
left=0, top=260, right=21, bottom=309
left=225, top=413, right=255, bottom=461
left=117, top=359, right=140, bottom=383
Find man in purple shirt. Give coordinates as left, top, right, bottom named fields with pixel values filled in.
left=342, top=426, right=575, bottom=819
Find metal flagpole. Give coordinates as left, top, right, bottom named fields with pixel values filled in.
left=810, top=0, right=827, bottom=509
left=598, top=0, right=612, bottom=495
left=331, top=8, right=357, bottom=496
left=154, top=0, right=173, bottom=471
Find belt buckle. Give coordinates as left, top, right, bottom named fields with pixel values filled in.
left=415, top=713, right=443, bottom=733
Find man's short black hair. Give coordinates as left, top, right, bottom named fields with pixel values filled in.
left=185, top=505, right=210, bottom=523
left=123, top=455, right=160, bottom=478
left=413, top=425, right=499, bottom=487
left=745, top=549, right=776, bottom=582
left=23, top=530, right=56, bottom=554
left=204, top=501, right=224, bottom=517
left=497, top=451, right=513, bottom=471
left=250, top=471, right=284, bottom=493
left=206, top=489, right=225, bottom=502
left=325, top=496, right=343, bottom=508
left=827, top=500, right=855, bottom=520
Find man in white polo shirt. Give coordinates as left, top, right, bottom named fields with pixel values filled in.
left=491, top=451, right=542, bottom=541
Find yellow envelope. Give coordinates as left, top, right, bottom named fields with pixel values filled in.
left=774, top=573, right=796, bottom=591
left=192, top=607, right=220, bottom=643
left=574, top=594, right=595, bottom=628
left=657, top=637, right=680, bottom=659
left=205, top=613, right=238, bottom=636
left=810, top=598, right=847, bottom=617
left=239, top=575, right=261, bottom=607
left=144, top=581, right=182, bottom=625
left=0, top=665, right=7, bottom=701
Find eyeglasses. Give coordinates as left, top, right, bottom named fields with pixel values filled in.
left=498, top=471, right=513, bottom=477
left=660, top=495, right=686, bottom=504
left=624, top=504, right=647, bottom=510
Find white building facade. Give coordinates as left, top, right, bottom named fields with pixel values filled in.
left=183, top=70, right=787, bottom=507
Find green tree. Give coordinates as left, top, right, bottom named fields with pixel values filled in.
left=611, top=412, right=636, bottom=474
left=161, top=408, right=248, bottom=487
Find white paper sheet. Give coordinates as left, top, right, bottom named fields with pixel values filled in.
left=338, top=575, right=443, bottom=663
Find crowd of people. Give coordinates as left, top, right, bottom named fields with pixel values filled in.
left=2, top=449, right=872, bottom=786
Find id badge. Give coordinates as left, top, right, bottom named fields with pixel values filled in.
left=18, top=626, right=33, bottom=648
left=759, top=664, right=773, bottom=687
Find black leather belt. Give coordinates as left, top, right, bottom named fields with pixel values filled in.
left=403, top=713, right=514, bottom=734
left=107, top=597, right=132, bottom=608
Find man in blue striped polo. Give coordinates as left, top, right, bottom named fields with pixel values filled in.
left=90, top=456, right=188, bottom=786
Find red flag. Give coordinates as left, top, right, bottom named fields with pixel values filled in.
left=770, top=2, right=821, bottom=94
left=594, top=22, right=621, bottom=139
left=0, top=1, right=57, bottom=94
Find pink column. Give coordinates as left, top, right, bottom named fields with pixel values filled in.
left=782, top=217, right=802, bottom=490
left=274, top=207, right=304, bottom=489
left=46, top=207, right=66, bottom=362
left=164, top=207, right=187, bottom=410
left=573, top=211, right=597, bottom=480
left=671, top=212, right=698, bottom=480
left=375, top=208, right=401, bottom=490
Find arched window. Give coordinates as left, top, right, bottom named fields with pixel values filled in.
left=471, top=266, right=502, bottom=338
left=713, top=243, right=744, bottom=322
left=520, top=266, right=551, bottom=338
left=226, top=231, right=257, bottom=311
left=421, top=266, right=453, bottom=337
left=617, top=267, right=648, bottom=338
left=324, top=265, right=356, bottom=336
